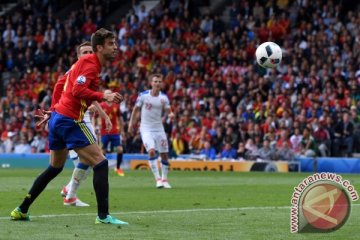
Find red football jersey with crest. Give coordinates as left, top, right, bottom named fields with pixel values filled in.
left=55, top=54, right=104, bottom=121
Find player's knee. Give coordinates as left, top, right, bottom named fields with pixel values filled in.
left=160, top=152, right=168, bottom=160
left=95, top=152, right=106, bottom=162
left=80, top=151, right=106, bottom=166
left=117, top=146, right=123, bottom=154
left=148, top=149, right=156, bottom=158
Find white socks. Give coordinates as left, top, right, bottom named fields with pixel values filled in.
left=148, top=158, right=170, bottom=181
left=65, top=156, right=81, bottom=193
left=161, top=160, right=169, bottom=181
left=148, top=158, right=161, bottom=180
left=66, top=167, right=91, bottom=199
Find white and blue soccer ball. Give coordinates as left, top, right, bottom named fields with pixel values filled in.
left=255, top=42, right=282, bottom=68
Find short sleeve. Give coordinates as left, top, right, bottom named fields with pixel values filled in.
left=163, top=95, right=170, bottom=109
left=135, top=94, right=143, bottom=108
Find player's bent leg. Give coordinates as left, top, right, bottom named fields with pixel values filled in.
left=64, top=162, right=91, bottom=207
left=11, top=149, right=67, bottom=220
left=75, top=144, right=127, bottom=223
left=50, top=149, right=69, bottom=168
left=67, top=163, right=90, bottom=199
left=81, top=164, right=92, bottom=182
left=75, top=144, right=105, bottom=167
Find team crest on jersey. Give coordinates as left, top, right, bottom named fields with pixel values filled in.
left=76, top=75, right=86, bottom=84
left=160, top=99, right=166, bottom=105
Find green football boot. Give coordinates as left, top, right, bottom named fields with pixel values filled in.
left=10, top=207, right=30, bottom=221
left=95, top=215, right=128, bottom=225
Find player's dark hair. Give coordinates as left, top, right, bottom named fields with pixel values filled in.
left=76, top=41, right=91, bottom=55
left=91, top=28, right=115, bottom=52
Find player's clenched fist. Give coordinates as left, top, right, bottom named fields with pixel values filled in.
left=103, top=91, right=123, bottom=103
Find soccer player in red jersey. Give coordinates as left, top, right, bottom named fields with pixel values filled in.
left=36, top=42, right=111, bottom=207
left=100, top=89, right=125, bottom=176
left=61, top=42, right=111, bottom=207
left=11, top=28, right=128, bottom=225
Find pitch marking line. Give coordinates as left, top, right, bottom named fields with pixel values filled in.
left=2, top=206, right=286, bottom=220
left=1, top=204, right=359, bottom=220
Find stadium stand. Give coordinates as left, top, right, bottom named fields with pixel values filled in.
left=0, top=0, right=359, bottom=161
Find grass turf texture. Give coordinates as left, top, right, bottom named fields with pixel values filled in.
left=0, top=169, right=359, bottom=240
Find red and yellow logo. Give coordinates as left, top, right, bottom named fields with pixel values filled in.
left=300, top=182, right=351, bottom=232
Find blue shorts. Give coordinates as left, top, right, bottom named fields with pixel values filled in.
left=101, top=134, right=121, bottom=151
left=48, top=111, right=96, bottom=150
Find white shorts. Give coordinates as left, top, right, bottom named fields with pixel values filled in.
left=140, top=131, right=168, bottom=153
left=69, top=121, right=96, bottom=159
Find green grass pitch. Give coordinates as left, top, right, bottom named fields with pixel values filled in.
left=0, top=169, right=359, bottom=240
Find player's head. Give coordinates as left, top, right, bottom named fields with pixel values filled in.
left=76, top=41, right=93, bottom=59
left=91, top=28, right=117, bottom=61
left=149, top=74, right=163, bottom=91
left=104, top=89, right=112, bottom=102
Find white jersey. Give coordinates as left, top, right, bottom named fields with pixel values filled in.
left=135, top=90, right=170, bottom=132
left=83, top=110, right=91, bottom=124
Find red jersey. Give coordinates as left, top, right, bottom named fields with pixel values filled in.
left=55, top=54, right=104, bottom=120
left=50, top=67, right=73, bottom=111
left=100, top=102, right=121, bottom=135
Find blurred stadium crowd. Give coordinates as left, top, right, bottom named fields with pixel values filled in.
left=0, top=0, right=359, bottom=160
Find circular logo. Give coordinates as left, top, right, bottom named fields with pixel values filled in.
left=76, top=75, right=86, bottom=84
left=301, top=182, right=351, bottom=232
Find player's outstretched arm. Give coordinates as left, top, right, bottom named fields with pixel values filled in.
left=128, top=106, right=140, bottom=136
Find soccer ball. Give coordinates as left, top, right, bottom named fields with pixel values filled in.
left=255, top=42, right=282, bottom=68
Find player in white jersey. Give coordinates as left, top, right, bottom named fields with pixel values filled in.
left=128, top=74, right=174, bottom=188
left=59, top=42, right=111, bottom=206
